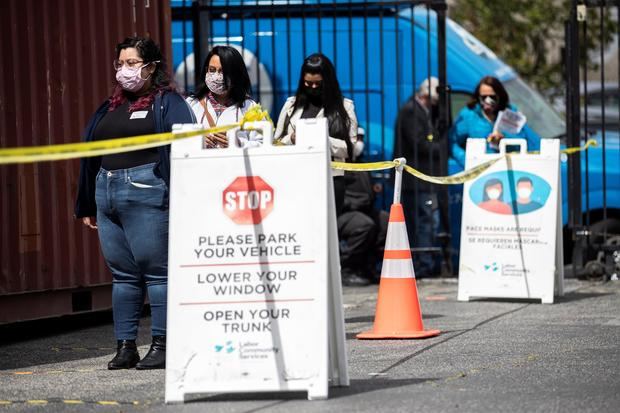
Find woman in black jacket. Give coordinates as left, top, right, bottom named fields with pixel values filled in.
left=75, top=37, right=195, bottom=370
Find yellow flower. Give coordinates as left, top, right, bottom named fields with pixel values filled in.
left=241, top=103, right=274, bottom=128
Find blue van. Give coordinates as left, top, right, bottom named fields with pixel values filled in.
left=170, top=1, right=619, bottom=268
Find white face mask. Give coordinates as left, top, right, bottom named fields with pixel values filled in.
left=487, top=188, right=501, bottom=200
left=205, top=72, right=227, bottom=95
left=353, top=141, right=364, bottom=160
left=518, top=187, right=532, bottom=199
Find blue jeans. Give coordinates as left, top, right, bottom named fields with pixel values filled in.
left=95, top=163, right=169, bottom=340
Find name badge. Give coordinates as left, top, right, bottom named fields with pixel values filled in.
left=130, top=111, right=149, bottom=119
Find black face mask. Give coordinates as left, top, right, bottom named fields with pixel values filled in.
left=305, top=86, right=323, bottom=98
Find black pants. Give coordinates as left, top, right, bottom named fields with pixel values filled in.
left=333, top=176, right=345, bottom=215
left=337, top=211, right=378, bottom=277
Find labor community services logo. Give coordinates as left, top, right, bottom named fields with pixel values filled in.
left=223, top=176, right=274, bottom=225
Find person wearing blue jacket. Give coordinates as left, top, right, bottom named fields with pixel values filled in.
left=449, top=76, right=540, bottom=169
left=74, top=37, right=195, bottom=371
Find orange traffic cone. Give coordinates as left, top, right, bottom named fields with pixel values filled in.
left=357, top=203, right=440, bottom=339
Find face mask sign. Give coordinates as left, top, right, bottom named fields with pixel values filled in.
left=206, top=72, right=227, bottom=95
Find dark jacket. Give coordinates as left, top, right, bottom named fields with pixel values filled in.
left=394, top=96, right=442, bottom=192
left=74, top=91, right=195, bottom=218
left=342, top=170, right=375, bottom=215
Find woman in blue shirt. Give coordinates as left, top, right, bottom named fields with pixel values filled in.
left=449, top=76, right=540, bottom=169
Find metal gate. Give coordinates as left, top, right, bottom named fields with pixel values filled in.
left=171, top=0, right=452, bottom=275
left=565, top=0, right=620, bottom=279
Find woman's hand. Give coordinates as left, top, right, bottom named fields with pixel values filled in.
left=82, top=216, right=97, bottom=230
left=204, top=132, right=229, bottom=148
left=486, top=131, right=504, bottom=146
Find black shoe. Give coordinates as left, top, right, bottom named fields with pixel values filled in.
left=135, top=336, right=166, bottom=370
left=341, top=271, right=371, bottom=287
left=108, top=340, right=140, bottom=370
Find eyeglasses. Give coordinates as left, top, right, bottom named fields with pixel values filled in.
left=113, top=59, right=145, bottom=70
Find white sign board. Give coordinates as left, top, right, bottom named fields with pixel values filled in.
left=165, top=120, right=348, bottom=402
left=457, top=138, right=564, bottom=304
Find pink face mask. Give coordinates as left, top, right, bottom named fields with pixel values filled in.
left=115, top=63, right=154, bottom=92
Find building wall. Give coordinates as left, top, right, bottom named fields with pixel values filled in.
left=0, top=0, right=172, bottom=323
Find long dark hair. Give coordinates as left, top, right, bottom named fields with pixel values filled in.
left=109, top=37, right=173, bottom=112
left=467, top=76, right=509, bottom=112
left=191, top=46, right=251, bottom=107
left=293, top=53, right=352, bottom=158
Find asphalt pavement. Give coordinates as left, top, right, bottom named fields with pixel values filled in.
left=1, top=278, right=619, bottom=412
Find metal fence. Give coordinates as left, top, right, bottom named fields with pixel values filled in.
left=171, top=0, right=452, bottom=274
left=565, top=0, right=620, bottom=279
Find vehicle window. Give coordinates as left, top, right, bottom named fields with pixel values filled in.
left=586, top=91, right=602, bottom=106
left=586, top=88, right=618, bottom=111
left=503, top=77, right=566, bottom=139
left=451, top=92, right=471, bottom=120
left=606, top=90, right=619, bottom=111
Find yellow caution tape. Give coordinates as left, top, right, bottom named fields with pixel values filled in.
left=333, top=157, right=503, bottom=185
left=331, top=160, right=397, bottom=171
left=0, top=121, right=596, bottom=190
left=333, top=140, right=597, bottom=185
left=0, top=124, right=238, bottom=165
left=403, top=157, right=503, bottom=185
left=0, top=103, right=276, bottom=165
left=562, top=138, right=597, bottom=154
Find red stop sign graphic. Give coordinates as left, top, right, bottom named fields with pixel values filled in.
left=223, top=176, right=274, bottom=225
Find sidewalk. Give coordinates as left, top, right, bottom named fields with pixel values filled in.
left=1, top=278, right=619, bottom=412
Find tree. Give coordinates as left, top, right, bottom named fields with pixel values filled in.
left=450, top=0, right=617, bottom=94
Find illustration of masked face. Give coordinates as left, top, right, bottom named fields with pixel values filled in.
left=517, top=186, right=533, bottom=200
left=486, top=188, right=501, bottom=200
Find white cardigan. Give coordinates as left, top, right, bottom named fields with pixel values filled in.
left=274, top=97, right=358, bottom=176
left=186, top=96, right=262, bottom=148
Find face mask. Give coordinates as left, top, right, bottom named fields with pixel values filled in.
left=206, top=72, right=227, bottom=95
left=353, top=141, right=364, bottom=159
left=518, top=187, right=532, bottom=199
left=479, top=95, right=498, bottom=108
left=305, top=86, right=322, bottom=97
left=115, top=63, right=152, bottom=92
left=487, top=189, right=501, bottom=200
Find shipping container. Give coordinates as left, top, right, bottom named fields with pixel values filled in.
left=0, top=0, right=173, bottom=324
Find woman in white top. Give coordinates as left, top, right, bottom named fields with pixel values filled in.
left=187, top=45, right=260, bottom=148
left=274, top=53, right=357, bottom=213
